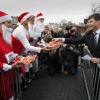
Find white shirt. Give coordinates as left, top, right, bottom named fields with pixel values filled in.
left=95, top=28, right=100, bottom=44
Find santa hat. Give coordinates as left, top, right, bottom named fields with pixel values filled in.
left=36, top=13, right=44, bottom=21
left=0, top=11, right=12, bottom=23
left=18, top=12, right=33, bottom=23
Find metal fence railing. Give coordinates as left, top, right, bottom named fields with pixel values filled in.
left=0, top=70, right=7, bottom=100
left=14, top=68, right=22, bottom=100
left=0, top=51, right=40, bottom=100
left=82, top=48, right=100, bottom=100
left=0, top=68, right=22, bottom=100
left=1, top=47, right=100, bottom=100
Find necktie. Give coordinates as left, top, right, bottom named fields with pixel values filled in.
left=94, top=32, right=97, bottom=48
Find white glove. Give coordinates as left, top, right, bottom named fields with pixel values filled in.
left=3, top=64, right=12, bottom=71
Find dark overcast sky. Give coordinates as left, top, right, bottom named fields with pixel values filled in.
left=0, top=0, right=100, bottom=24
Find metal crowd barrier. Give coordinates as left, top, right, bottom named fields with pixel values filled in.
left=82, top=48, right=100, bottom=100
left=0, top=48, right=41, bottom=100
left=14, top=68, right=22, bottom=100
left=0, top=68, right=22, bottom=100
left=0, top=70, right=7, bottom=100
left=0, top=49, right=48, bottom=100
left=14, top=50, right=40, bottom=100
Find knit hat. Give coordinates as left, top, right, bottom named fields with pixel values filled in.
left=0, top=11, right=12, bottom=23
left=18, top=12, right=32, bottom=23
left=36, top=13, right=44, bottom=21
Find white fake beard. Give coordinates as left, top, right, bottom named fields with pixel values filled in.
left=37, top=21, right=44, bottom=32
left=28, top=22, right=34, bottom=37
left=2, top=24, right=12, bottom=45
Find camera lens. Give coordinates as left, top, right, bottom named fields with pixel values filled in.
left=70, top=29, right=75, bottom=33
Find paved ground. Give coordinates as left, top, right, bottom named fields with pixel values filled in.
left=22, top=66, right=88, bottom=100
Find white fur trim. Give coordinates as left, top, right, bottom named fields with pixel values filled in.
left=36, top=16, right=44, bottom=21
left=20, top=13, right=32, bottom=23
left=3, top=64, right=12, bottom=71
left=0, top=15, right=12, bottom=23
left=17, top=22, right=21, bottom=25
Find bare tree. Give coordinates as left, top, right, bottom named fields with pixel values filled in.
left=91, top=3, right=100, bottom=13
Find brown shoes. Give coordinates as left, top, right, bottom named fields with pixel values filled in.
left=63, top=70, right=68, bottom=75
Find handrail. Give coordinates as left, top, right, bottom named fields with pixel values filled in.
left=82, top=48, right=100, bottom=100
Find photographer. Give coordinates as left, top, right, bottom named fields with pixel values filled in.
left=62, top=26, right=82, bottom=75
left=64, top=26, right=82, bottom=39
left=60, top=44, right=81, bottom=75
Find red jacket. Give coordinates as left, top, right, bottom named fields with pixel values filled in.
left=11, top=32, right=30, bottom=73
left=0, top=32, right=14, bottom=81
left=12, top=35, right=25, bottom=55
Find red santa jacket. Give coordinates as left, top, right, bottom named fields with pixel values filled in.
left=11, top=35, right=25, bottom=55
left=12, top=32, right=30, bottom=55
left=0, top=33, right=14, bottom=81
left=11, top=26, right=30, bottom=73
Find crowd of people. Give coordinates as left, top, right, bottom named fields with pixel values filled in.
left=0, top=10, right=100, bottom=100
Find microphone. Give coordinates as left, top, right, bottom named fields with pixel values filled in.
left=37, top=36, right=42, bottom=41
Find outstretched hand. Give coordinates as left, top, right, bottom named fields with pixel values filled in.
left=33, top=38, right=38, bottom=41
left=91, top=58, right=100, bottom=63
left=52, top=38, right=63, bottom=42
left=12, top=61, right=24, bottom=68
left=41, top=47, right=51, bottom=51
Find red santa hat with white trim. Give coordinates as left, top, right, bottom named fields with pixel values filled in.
left=0, top=11, right=12, bottom=23
left=36, top=13, right=44, bottom=21
left=18, top=12, right=33, bottom=24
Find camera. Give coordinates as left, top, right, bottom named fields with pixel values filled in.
left=70, top=29, right=76, bottom=33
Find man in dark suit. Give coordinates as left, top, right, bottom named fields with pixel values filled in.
left=53, top=13, right=100, bottom=63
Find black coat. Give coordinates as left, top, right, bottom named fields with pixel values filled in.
left=53, top=33, right=60, bottom=38
left=63, top=32, right=82, bottom=50
left=63, top=32, right=81, bottom=38
left=61, top=46, right=81, bottom=62
left=59, top=31, right=64, bottom=37
left=64, top=30, right=100, bottom=58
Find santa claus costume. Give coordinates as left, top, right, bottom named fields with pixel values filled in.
left=12, top=12, right=42, bottom=55
left=30, top=13, right=45, bottom=44
left=28, top=13, right=46, bottom=74
left=12, top=12, right=43, bottom=73
left=0, top=11, right=17, bottom=100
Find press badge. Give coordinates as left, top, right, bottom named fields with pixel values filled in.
left=5, top=52, right=15, bottom=63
